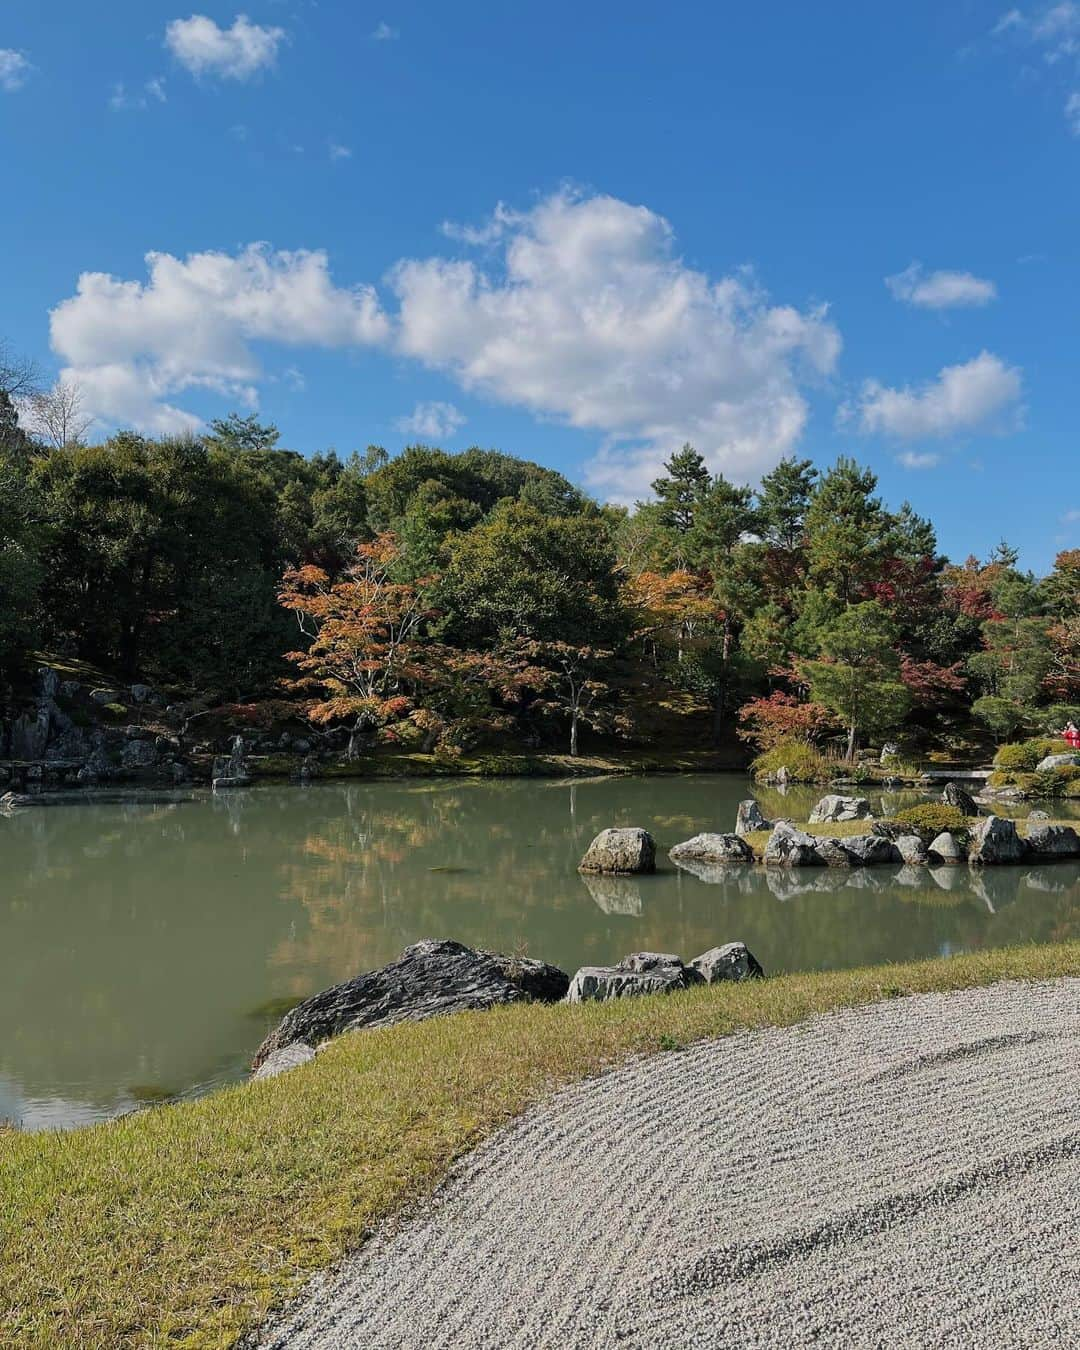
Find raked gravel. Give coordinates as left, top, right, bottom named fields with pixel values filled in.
left=258, top=979, right=1079, bottom=1349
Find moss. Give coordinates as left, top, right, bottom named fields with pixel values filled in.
left=894, top=803, right=972, bottom=841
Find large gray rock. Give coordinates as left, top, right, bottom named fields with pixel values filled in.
left=763, top=821, right=822, bottom=867
left=130, top=683, right=155, bottom=704
left=735, top=799, right=771, bottom=836
left=896, top=834, right=930, bottom=866
left=1024, top=824, right=1080, bottom=858
left=838, top=834, right=901, bottom=866
left=11, top=704, right=52, bottom=760
left=1035, top=753, right=1080, bottom=773
left=121, top=738, right=158, bottom=770
left=89, top=688, right=122, bottom=706
left=565, top=952, right=701, bottom=1004
left=254, top=939, right=570, bottom=1068
left=968, top=815, right=1026, bottom=866
left=808, top=795, right=872, bottom=824
left=669, top=833, right=753, bottom=866
left=252, top=1042, right=316, bottom=1081
left=928, top=831, right=964, bottom=865
left=578, top=827, right=656, bottom=874
left=690, top=943, right=764, bottom=983
left=942, top=782, right=980, bottom=816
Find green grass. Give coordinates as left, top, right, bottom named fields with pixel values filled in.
left=2, top=944, right=1078, bottom=1349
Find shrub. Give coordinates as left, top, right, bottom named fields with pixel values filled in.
left=750, top=739, right=833, bottom=783
left=993, top=742, right=1039, bottom=773
left=987, top=770, right=1014, bottom=788
left=894, top=803, right=972, bottom=841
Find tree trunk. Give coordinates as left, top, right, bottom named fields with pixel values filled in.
left=569, top=708, right=579, bottom=756
left=846, top=721, right=857, bottom=762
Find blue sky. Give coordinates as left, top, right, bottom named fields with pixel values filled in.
left=2, top=2, right=1078, bottom=571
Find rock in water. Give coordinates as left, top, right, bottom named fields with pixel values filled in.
left=808, top=795, right=872, bottom=824
left=1024, top=825, right=1080, bottom=858
left=942, top=782, right=980, bottom=816
left=690, top=943, right=764, bottom=982
left=669, top=833, right=753, bottom=865
left=735, top=799, right=771, bottom=836
left=578, top=827, right=656, bottom=874
left=253, top=939, right=569, bottom=1067
left=928, top=831, right=964, bottom=864
left=839, top=834, right=900, bottom=866
left=896, top=834, right=930, bottom=865
left=1036, top=753, right=1080, bottom=772
left=763, top=821, right=822, bottom=867
left=968, top=816, right=1026, bottom=866
left=565, top=952, right=701, bottom=1004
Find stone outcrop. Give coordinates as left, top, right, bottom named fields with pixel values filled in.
left=928, top=831, right=964, bottom=864
left=1035, top=753, right=1080, bottom=773
left=565, top=952, right=702, bottom=1004
left=941, top=782, right=980, bottom=816
left=690, top=942, right=764, bottom=983
left=968, top=815, right=1026, bottom=866
left=254, top=939, right=570, bottom=1068
left=1024, top=824, right=1080, bottom=858
left=895, top=834, right=930, bottom=866
left=252, top=1042, right=317, bottom=1081
left=763, top=821, right=822, bottom=867
left=578, top=827, right=656, bottom=874
left=836, top=834, right=900, bottom=866
left=669, top=833, right=753, bottom=866
left=734, top=799, right=771, bottom=836
left=808, top=795, right=872, bottom=824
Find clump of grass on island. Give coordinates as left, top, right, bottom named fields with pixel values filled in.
left=2, top=943, right=1078, bottom=1349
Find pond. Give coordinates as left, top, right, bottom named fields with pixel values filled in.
left=2, top=774, right=1077, bottom=1130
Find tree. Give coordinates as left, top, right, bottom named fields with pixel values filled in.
left=26, top=379, right=91, bottom=450
left=805, top=458, right=892, bottom=602
left=800, top=602, right=910, bottom=758
left=736, top=692, right=836, bottom=750
left=504, top=639, right=619, bottom=755
left=0, top=454, right=43, bottom=679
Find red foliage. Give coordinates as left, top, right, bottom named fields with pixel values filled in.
left=736, top=691, right=836, bottom=749
left=899, top=656, right=968, bottom=708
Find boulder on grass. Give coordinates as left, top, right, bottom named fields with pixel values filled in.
left=735, top=800, right=772, bottom=836
left=670, top=833, right=753, bottom=866
left=968, top=815, right=1026, bottom=866
left=763, top=821, right=822, bottom=867
left=253, top=938, right=569, bottom=1067
left=1036, top=753, right=1080, bottom=773
left=578, top=827, right=656, bottom=875
left=928, top=831, right=964, bottom=865
left=565, top=951, right=701, bottom=1004
left=1024, top=824, right=1080, bottom=858
left=690, top=942, right=764, bottom=983
left=808, top=795, right=872, bottom=824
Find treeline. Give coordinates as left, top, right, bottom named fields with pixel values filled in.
left=1, top=364, right=1077, bottom=758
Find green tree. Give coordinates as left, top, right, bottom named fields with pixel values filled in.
left=805, top=458, right=892, bottom=602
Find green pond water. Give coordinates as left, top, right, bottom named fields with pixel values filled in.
left=2, top=774, right=1077, bottom=1130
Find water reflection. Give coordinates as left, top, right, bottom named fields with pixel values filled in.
left=0, top=775, right=1076, bottom=1129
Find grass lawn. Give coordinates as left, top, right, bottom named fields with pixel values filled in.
left=1, top=943, right=1077, bottom=1348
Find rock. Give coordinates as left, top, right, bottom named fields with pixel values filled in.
left=37, top=667, right=60, bottom=699
left=808, top=795, right=872, bottom=824
left=977, top=786, right=1025, bottom=803
left=775, top=765, right=789, bottom=786
left=880, top=742, right=900, bottom=763
left=0, top=792, right=36, bottom=811
left=735, top=799, right=771, bottom=836
left=252, top=1042, right=316, bottom=1081
left=89, top=689, right=122, bottom=706
left=928, top=831, right=964, bottom=865
left=690, top=942, right=764, bottom=983
left=578, top=827, right=656, bottom=874
left=213, top=776, right=251, bottom=791
left=1028, top=809, right=1051, bottom=822
left=10, top=705, right=51, bottom=759
left=870, top=820, right=909, bottom=841
left=1024, top=824, right=1080, bottom=858
left=121, top=739, right=159, bottom=770
left=814, top=836, right=855, bottom=867
left=838, top=834, right=900, bottom=866
left=1035, top=753, right=1080, bottom=772
left=254, top=939, right=569, bottom=1067
left=59, top=680, right=80, bottom=699
left=167, top=761, right=189, bottom=784
left=763, top=821, right=822, bottom=867
left=896, top=834, right=930, bottom=866
left=565, top=952, right=701, bottom=1004
left=968, top=815, right=1026, bottom=866
left=292, top=738, right=312, bottom=753
left=669, top=833, right=753, bottom=866
left=942, top=782, right=980, bottom=816
left=130, top=683, right=155, bottom=704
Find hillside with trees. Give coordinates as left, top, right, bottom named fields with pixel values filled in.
left=1, top=345, right=1077, bottom=773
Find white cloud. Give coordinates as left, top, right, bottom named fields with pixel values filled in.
left=109, top=78, right=168, bottom=111
left=371, top=22, right=399, bottom=40
left=51, top=244, right=389, bottom=433
left=885, top=262, right=997, bottom=309
left=897, top=450, right=942, bottom=470
left=1067, top=89, right=1080, bottom=131
left=854, top=351, right=1022, bottom=440
left=166, top=14, right=285, bottom=81
left=328, top=142, right=352, bottom=161
left=0, top=49, right=33, bottom=92
left=394, top=401, right=467, bottom=441
left=993, top=9, right=1025, bottom=35
left=1062, top=507, right=1080, bottom=522
left=393, top=190, right=841, bottom=500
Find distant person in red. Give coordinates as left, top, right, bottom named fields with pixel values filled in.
left=1061, top=721, right=1080, bottom=748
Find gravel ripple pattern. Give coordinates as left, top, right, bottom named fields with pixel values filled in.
left=259, top=980, right=1080, bottom=1349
